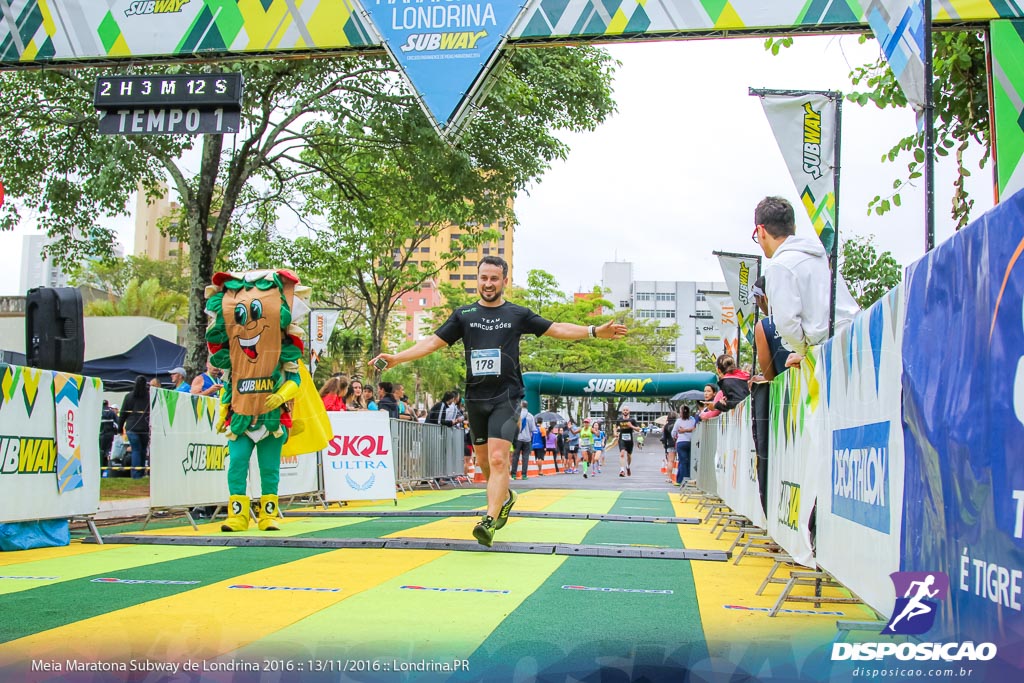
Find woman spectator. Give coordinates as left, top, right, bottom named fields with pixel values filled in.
left=346, top=379, right=365, bottom=410
left=531, top=420, right=546, bottom=475
left=672, top=406, right=698, bottom=484
left=544, top=422, right=560, bottom=473
left=699, top=383, right=724, bottom=421
left=319, top=376, right=348, bottom=412
left=713, top=354, right=751, bottom=412
left=661, top=412, right=677, bottom=483
left=118, top=375, right=151, bottom=479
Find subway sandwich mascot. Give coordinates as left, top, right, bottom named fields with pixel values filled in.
left=205, top=269, right=330, bottom=532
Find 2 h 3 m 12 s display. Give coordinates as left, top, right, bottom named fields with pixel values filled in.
left=93, top=73, right=242, bottom=135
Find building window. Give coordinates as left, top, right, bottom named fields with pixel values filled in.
left=619, top=300, right=630, bottom=308
left=451, top=274, right=461, bottom=280
left=635, top=292, right=653, bottom=301
left=463, top=260, right=477, bottom=267
left=656, top=292, right=675, bottom=302
left=696, top=293, right=706, bottom=302
left=482, top=248, right=490, bottom=254
left=451, top=233, right=462, bottom=241
left=497, top=248, right=505, bottom=254
left=420, top=246, right=430, bottom=253
left=169, top=236, right=178, bottom=243
left=168, top=250, right=177, bottom=257
left=466, top=287, right=477, bottom=294
left=419, top=298, right=426, bottom=305
left=464, top=274, right=477, bottom=281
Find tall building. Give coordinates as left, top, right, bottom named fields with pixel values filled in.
left=601, top=261, right=724, bottom=373
left=20, top=235, right=70, bottom=292
left=402, top=217, right=515, bottom=295
left=134, top=183, right=184, bottom=261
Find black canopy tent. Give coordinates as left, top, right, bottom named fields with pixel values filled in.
left=81, top=334, right=186, bottom=392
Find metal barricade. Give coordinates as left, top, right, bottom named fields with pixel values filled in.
left=389, top=420, right=465, bottom=489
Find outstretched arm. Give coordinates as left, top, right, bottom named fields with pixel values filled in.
left=544, top=319, right=628, bottom=340
left=369, top=335, right=449, bottom=371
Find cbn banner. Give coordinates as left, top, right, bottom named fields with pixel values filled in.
left=716, top=253, right=761, bottom=346
left=705, top=293, right=739, bottom=359
left=321, top=411, right=397, bottom=502
left=0, top=366, right=101, bottom=523
left=149, top=388, right=228, bottom=508
left=768, top=352, right=826, bottom=568
left=712, top=401, right=766, bottom=529
left=901, top=190, right=1024, bottom=667
left=308, top=309, right=341, bottom=377
left=815, top=286, right=906, bottom=618
left=757, top=92, right=839, bottom=252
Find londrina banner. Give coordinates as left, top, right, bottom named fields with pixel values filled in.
left=758, top=92, right=838, bottom=252
left=716, top=252, right=761, bottom=346
left=322, top=411, right=397, bottom=502
left=901, top=189, right=1024, bottom=669
left=705, top=293, right=739, bottom=359
left=308, top=308, right=341, bottom=376
left=358, top=0, right=525, bottom=133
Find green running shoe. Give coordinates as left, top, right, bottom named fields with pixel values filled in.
left=493, top=489, right=518, bottom=530
left=473, top=515, right=496, bottom=547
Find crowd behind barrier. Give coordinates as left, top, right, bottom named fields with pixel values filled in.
left=689, top=190, right=1024, bottom=668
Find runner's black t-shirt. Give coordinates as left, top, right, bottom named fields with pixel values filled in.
left=434, top=301, right=552, bottom=400
left=615, top=417, right=641, bottom=443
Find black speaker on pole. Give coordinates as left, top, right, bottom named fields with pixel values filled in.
left=25, top=287, right=84, bottom=373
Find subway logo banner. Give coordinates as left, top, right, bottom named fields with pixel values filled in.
left=0, top=365, right=101, bottom=523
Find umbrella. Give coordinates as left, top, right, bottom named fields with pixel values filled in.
left=671, top=389, right=707, bottom=402
left=535, top=411, right=567, bottom=425
left=653, top=415, right=668, bottom=426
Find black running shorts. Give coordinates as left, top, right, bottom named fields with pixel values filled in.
left=466, top=394, right=521, bottom=445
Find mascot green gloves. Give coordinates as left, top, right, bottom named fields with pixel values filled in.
left=205, top=269, right=307, bottom=532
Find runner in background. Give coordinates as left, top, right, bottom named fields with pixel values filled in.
left=615, top=408, right=641, bottom=477
left=579, top=418, right=594, bottom=478
left=591, top=420, right=605, bottom=475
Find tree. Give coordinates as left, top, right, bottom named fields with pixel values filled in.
left=85, top=277, right=187, bottom=324
left=840, top=234, right=903, bottom=309
left=69, top=254, right=189, bottom=297
left=765, top=31, right=988, bottom=229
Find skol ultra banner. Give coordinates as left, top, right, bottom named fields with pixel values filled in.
left=757, top=92, right=839, bottom=252
left=321, top=410, right=397, bottom=502
left=705, top=293, right=739, bottom=359
left=308, top=308, right=341, bottom=377
left=815, top=286, right=907, bottom=618
left=901, top=190, right=1024, bottom=669
left=0, top=365, right=100, bottom=523
left=712, top=401, right=766, bottom=529
left=716, top=252, right=761, bottom=346
left=992, top=21, right=1024, bottom=201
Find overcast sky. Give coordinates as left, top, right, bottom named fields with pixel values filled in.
left=0, top=34, right=992, bottom=296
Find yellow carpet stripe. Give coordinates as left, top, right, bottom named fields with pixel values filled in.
left=2, top=547, right=446, bottom=661
left=0, top=541, right=112, bottom=568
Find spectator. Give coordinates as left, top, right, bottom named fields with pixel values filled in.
left=99, top=400, right=118, bottom=468
left=699, top=384, right=724, bottom=421
left=394, top=384, right=411, bottom=419
left=427, top=391, right=456, bottom=425
left=444, top=390, right=464, bottom=427
left=118, top=375, right=151, bottom=479
left=416, top=408, right=427, bottom=423
left=365, top=385, right=379, bottom=411
left=661, top=412, right=677, bottom=483
left=565, top=421, right=580, bottom=473
left=377, top=382, right=400, bottom=419
left=752, top=196, right=860, bottom=368
left=149, top=377, right=162, bottom=389
left=169, top=366, right=190, bottom=393
left=544, top=422, right=560, bottom=473
left=713, top=354, right=750, bottom=412
left=531, top=419, right=546, bottom=476
left=671, top=406, right=698, bottom=484
left=346, top=378, right=365, bottom=410
left=511, top=401, right=535, bottom=481
left=319, top=376, right=348, bottom=412
left=190, top=360, right=224, bottom=397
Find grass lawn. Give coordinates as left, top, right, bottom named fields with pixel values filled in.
left=99, top=477, right=150, bottom=500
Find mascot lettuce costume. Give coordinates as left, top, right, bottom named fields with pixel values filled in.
left=205, top=269, right=329, bottom=532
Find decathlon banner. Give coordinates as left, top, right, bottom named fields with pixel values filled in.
left=321, top=411, right=397, bottom=502
left=705, top=293, right=739, bottom=359
left=864, top=1, right=927, bottom=114
left=815, top=286, right=906, bottom=618
left=756, top=91, right=839, bottom=252
left=148, top=388, right=229, bottom=508
left=713, top=401, right=766, bottom=529
left=246, top=451, right=319, bottom=499
left=768, top=353, right=826, bottom=568
left=0, top=366, right=101, bottom=523
left=357, top=0, right=527, bottom=134
left=901, top=191, right=1024, bottom=665
left=308, top=308, right=341, bottom=376
left=715, top=253, right=761, bottom=346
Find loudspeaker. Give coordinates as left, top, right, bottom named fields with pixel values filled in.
left=25, top=287, right=84, bottom=373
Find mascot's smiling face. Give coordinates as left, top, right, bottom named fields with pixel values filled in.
left=224, top=286, right=282, bottom=372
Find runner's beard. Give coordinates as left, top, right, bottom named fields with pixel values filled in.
left=480, top=283, right=503, bottom=303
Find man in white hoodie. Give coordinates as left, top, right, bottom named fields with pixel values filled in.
left=752, top=196, right=860, bottom=367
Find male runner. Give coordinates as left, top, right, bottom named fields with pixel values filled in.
left=370, top=256, right=627, bottom=546
left=615, top=408, right=641, bottom=477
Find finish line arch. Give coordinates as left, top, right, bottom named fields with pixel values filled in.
left=523, top=371, right=716, bottom=414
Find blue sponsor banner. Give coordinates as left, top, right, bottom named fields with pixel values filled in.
left=360, top=0, right=523, bottom=132
left=901, top=188, right=1024, bottom=671
left=831, top=421, right=890, bottom=533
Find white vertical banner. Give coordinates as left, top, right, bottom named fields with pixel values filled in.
left=697, top=318, right=724, bottom=358
left=715, top=253, right=761, bottom=345
left=149, top=388, right=230, bottom=508
left=705, top=293, right=739, bottom=359
left=691, top=421, right=718, bottom=497
left=321, top=411, right=397, bottom=502
left=757, top=92, right=839, bottom=253
left=714, top=401, right=766, bottom=528
left=816, top=286, right=907, bottom=618
left=308, top=309, right=342, bottom=376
